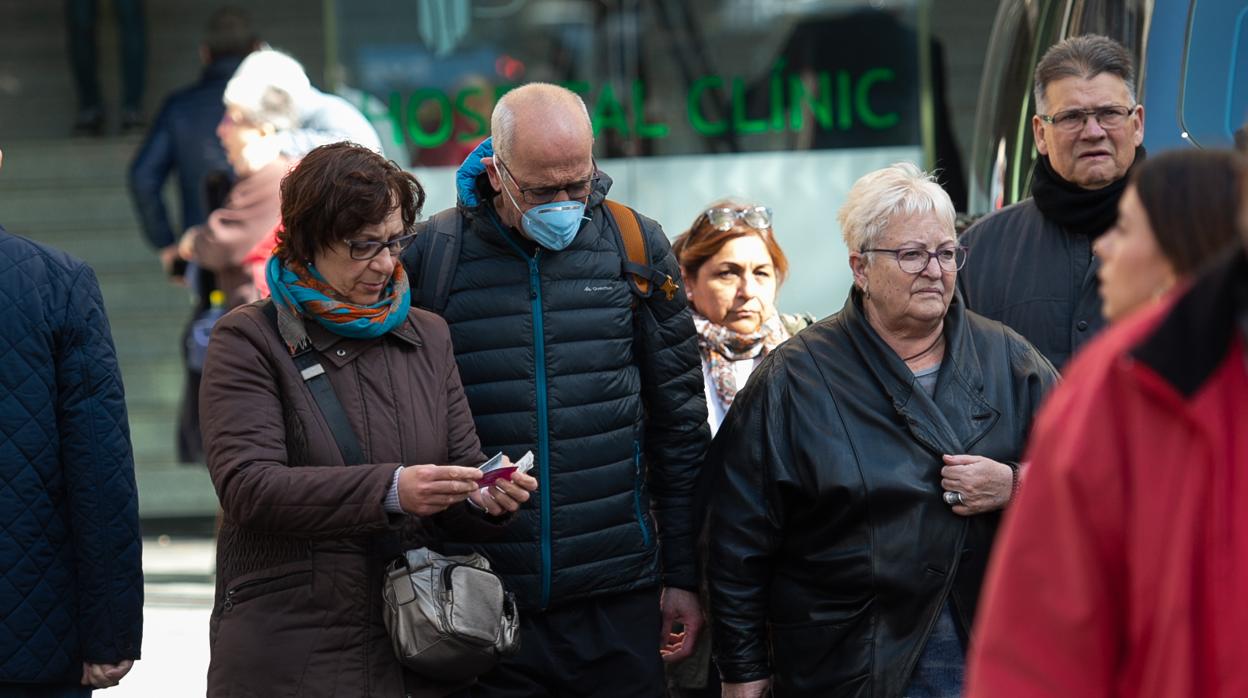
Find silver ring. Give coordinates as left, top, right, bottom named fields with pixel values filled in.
left=943, top=491, right=963, bottom=506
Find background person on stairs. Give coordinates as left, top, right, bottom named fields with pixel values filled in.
left=66, top=0, right=147, bottom=135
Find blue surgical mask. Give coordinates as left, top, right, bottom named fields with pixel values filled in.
left=497, top=160, right=589, bottom=251
left=516, top=200, right=587, bottom=250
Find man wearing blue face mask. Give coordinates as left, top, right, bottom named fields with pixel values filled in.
left=401, top=83, right=710, bottom=697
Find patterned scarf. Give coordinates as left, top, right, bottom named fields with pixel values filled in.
left=264, top=255, right=411, bottom=354
left=694, top=311, right=790, bottom=408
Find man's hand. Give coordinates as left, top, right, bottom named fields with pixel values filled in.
left=467, top=468, right=538, bottom=516
left=398, top=465, right=483, bottom=516
left=940, top=454, right=1014, bottom=515
left=158, top=245, right=185, bottom=285
left=81, top=660, right=133, bottom=688
left=723, top=678, right=771, bottom=697
left=177, top=231, right=197, bottom=263
left=659, top=587, right=703, bottom=663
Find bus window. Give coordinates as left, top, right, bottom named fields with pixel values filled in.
left=1180, top=0, right=1248, bottom=148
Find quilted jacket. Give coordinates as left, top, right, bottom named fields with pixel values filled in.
left=0, top=226, right=143, bottom=682
left=401, top=141, right=711, bottom=610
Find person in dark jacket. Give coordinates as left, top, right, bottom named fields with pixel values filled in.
left=127, top=7, right=259, bottom=464
left=706, top=163, right=1058, bottom=698
left=128, top=6, right=258, bottom=279
left=199, top=143, right=537, bottom=697
left=401, top=83, right=710, bottom=697
left=958, top=34, right=1145, bottom=370
left=0, top=150, right=143, bottom=696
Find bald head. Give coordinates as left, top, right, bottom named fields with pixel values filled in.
left=491, top=83, right=593, bottom=162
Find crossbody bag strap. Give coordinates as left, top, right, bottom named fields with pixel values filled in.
left=261, top=301, right=366, bottom=466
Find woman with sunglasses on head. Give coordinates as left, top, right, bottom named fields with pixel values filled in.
left=1093, top=148, right=1243, bottom=324
left=668, top=201, right=808, bottom=698
left=704, top=164, right=1057, bottom=697
left=671, top=201, right=812, bottom=438
left=198, top=143, right=537, bottom=697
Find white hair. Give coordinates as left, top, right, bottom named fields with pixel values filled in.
left=837, top=162, right=956, bottom=251
left=490, top=82, right=591, bottom=161
left=222, top=48, right=309, bottom=130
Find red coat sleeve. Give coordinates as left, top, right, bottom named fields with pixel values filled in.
left=965, top=354, right=1130, bottom=697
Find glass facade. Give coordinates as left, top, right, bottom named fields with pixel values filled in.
left=327, top=0, right=937, bottom=316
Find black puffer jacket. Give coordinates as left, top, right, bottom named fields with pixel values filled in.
left=401, top=160, right=709, bottom=611
left=957, top=199, right=1104, bottom=370
left=705, top=290, right=1057, bottom=696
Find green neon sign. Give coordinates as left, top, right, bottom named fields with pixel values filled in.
left=387, top=65, right=901, bottom=149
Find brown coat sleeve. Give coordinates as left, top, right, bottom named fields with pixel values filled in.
left=199, top=308, right=397, bottom=538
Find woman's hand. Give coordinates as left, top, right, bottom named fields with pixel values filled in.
left=468, top=469, right=538, bottom=516
left=398, top=465, right=483, bottom=516
left=940, top=454, right=1013, bottom=515
left=723, top=678, right=771, bottom=697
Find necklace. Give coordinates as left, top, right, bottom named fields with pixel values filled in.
left=901, top=333, right=944, bottom=363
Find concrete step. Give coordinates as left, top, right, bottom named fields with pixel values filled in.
left=0, top=0, right=328, bottom=140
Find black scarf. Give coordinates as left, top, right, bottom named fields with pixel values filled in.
left=1031, top=145, right=1145, bottom=237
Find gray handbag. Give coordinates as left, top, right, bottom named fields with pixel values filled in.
left=382, top=548, right=520, bottom=681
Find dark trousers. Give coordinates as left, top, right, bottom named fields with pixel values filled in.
left=463, top=588, right=666, bottom=698
left=65, top=0, right=146, bottom=111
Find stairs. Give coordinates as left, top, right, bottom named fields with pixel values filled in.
left=0, top=0, right=328, bottom=518
left=0, top=137, right=217, bottom=516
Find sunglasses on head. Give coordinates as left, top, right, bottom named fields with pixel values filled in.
left=703, top=206, right=773, bottom=232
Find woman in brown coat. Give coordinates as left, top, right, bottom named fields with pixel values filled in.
left=199, top=142, right=538, bottom=697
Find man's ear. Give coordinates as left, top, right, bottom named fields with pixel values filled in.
left=1032, top=115, right=1049, bottom=157
left=482, top=156, right=502, bottom=191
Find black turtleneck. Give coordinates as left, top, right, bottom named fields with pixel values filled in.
left=1031, top=146, right=1146, bottom=237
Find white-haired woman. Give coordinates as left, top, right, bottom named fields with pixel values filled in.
left=704, top=163, right=1058, bottom=698
left=177, top=75, right=299, bottom=307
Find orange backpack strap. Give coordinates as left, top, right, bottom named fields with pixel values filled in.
left=604, top=199, right=680, bottom=301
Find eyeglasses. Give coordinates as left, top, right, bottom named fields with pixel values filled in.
left=862, top=246, right=968, bottom=273
left=702, top=206, right=773, bottom=231
left=496, top=158, right=599, bottom=205
left=1038, top=105, right=1137, bottom=133
left=346, top=232, right=417, bottom=261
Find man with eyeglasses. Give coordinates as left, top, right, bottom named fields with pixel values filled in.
left=958, top=34, right=1145, bottom=369
left=401, top=83, right=709, bottom=697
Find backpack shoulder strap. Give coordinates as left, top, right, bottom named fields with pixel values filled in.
left=604, top=199, right=679, bottom=301
left=412, top=208, right=463, bottom=314
left=261, top=300, right=366, bottom=465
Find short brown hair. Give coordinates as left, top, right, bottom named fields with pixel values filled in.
left=672, top=200, right=790, bottom=284
left=276, top=143, right=425, bottom=264
left=1034, top=35, right=1135, bottom=111
left=1132, top=149, right=1243, bottom=276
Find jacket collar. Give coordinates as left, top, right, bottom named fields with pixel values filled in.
left=840, top=288, right=999, bottom=455
left=202, top=56, right=244, bottom=83
left=303, top=312, right=422, bottom=367
left=1130, top=245, right=1248, bottom=398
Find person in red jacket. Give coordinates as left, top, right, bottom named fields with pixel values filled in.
left=965, top=165, right=1248, bottom=697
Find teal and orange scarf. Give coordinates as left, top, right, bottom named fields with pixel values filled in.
left=265, top=255, right=411, bottom=353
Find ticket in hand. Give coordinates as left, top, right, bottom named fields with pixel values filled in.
left=477, top=451, right=535, bottom=487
